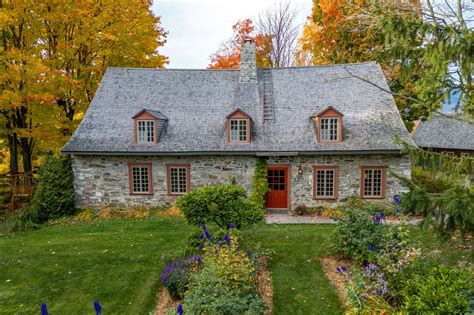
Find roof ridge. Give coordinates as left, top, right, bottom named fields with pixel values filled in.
left=106, top=61, right=378, bottom=72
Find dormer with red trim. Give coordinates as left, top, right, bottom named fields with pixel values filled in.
left=312, top=106, right=343, bottom=143
left=226, top=108, right=251, bottom=144
left=132, top=109, right=168, bottom=144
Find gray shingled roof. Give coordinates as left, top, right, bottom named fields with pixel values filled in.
left=62, top=62, right=413, bottom=155
left=412, top=114, right=474, bottom=151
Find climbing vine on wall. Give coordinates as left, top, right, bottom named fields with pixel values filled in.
left=248, top=158, right=269, bottom=209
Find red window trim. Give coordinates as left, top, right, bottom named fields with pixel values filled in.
left=134, top=119, right=158, bottom=144
left=360, top=166, right=387, bottom=199
left=312, top=165, right=339, bottom=200
left=166, top=163, right=191, bottom=196
left=128, top=163, right=153, bottom=195
left=226, top=109, right=251, bottom=144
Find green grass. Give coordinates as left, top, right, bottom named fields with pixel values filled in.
left=0, top=217, right=470, bottom=315
left=0, top=217, right=190, bottom=314
left=242, top=224, right=344, bottom=315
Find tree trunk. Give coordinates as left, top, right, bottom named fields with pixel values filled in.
left=19, top=137, right=33, bottom=175
left=7, top=133, right=19, bottom=175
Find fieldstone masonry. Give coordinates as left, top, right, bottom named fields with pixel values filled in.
left=71, top=154, right=410, bottom=209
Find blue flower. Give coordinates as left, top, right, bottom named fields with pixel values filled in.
left=198, top=243, right=203, bottom=250
left=375, top=215, right=381, bottom=223
left=217, top=241, right=223, bottom=247
left=93, top=300, right=102, bottom=315
left=393, top=194, right=400, bottom=206
left=223, top=234, right=231, bottom=246
left=341, top=265, right=347, bottom=271
left=201, top=224, right=211, bottom=240
left=198, top=235, right=203, bottom=241
left=177, top=303, right=183, bottom=315
left=380, top=211, right=385, bottom=218
left=41, top=303, right=48, bottom=315
left=229, top=223, right=236, bottom=229
left=368, top=245, right=377, bottom=252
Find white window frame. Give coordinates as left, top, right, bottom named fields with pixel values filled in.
left=320, top=117, right=339, bottom=142
left=136, top=119, right=155, bottom=143
left=229, top=119, right=248, bottom=142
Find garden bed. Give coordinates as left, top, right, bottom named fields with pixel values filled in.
left=154, top=258, right=273, bottom=315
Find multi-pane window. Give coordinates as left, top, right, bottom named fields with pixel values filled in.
left=313, top=166, right=337, bottom=199
left=362, top=167, right=385, bottom=198
left=320, top=118, right=339, bottom=142
left=129, top=164, right=152, bottom=194
left=137, top=120, right=155, bottom=143
left=168, top=165, right=189, bottom=195
left=230, top=119, right=248, bottom=142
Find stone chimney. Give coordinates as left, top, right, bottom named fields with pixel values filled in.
left=239, top=38, right=257, bottom=83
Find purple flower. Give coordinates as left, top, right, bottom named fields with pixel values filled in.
left=198, top=235, right=203, bottom=241
left=93, top=301, right=102, bottom=315
left=229, top=223, right=236, bottom=229
left=380, top=211, right=385, bottom=218
left=201, top=224, right=211, bottom=240
left=41, top=303, right=48, bottom=315
left=198, top=243, right=203, bottom=250
left=217, top=241, right=223, bottom=247
left=177, top=303, right=183, bottom=315
left=393, top=195, right=400, bottom=206
left=368, top=245, right=377, bottom=252
left=336, top=267, right=341, bottom=273
left=341, top=265, right=347, bottom=271
left=223, top=234, right=231, bottom=246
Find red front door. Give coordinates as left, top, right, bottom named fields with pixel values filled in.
left=265, top=166, right=289, bottom=209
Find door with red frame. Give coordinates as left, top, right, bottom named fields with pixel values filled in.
left=265, top=166, right=289, bottom=209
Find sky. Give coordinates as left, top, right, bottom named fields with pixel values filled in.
left=152, top=0, right=312, bottom=69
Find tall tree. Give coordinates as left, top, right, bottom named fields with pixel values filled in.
left=208, top=19, right=272, bottom=69
left=257, top=1, right=299, bottom=67
left=0, top=0, right=168, bottom=174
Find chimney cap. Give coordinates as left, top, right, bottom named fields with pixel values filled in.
left=244, top=37, right=253, bottom=44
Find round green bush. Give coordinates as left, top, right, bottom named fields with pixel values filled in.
left=176, top=184, right=264, bottom=228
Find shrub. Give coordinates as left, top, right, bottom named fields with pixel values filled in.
left=176, top=184, right=264, bottom=228
left=333, top=209, right=386, bottom=263
left=160, top=255, right=202, bottom=300
left=31, top=154, right=75, bottom=223
left=401, top=264, right=470, bottom=313
left=184, top=232, right=265, bottom=314
left=411, top=166, right=453, bottom=193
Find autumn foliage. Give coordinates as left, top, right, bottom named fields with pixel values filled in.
left=208, top=19, right=271, bottom=69
left=0, top=0, right=168, bottom=174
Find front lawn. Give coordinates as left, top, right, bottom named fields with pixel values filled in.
left=1, top=217, right=469, bottom=314
left=0, top=218, right=190, bottom=314
left=1, top=218, right=345, bottom=314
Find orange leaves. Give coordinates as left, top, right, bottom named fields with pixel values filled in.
left=208, top=19, right=271, bottom=69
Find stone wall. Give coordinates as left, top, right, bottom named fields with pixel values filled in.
left=71, top=154, right=410, bottom=209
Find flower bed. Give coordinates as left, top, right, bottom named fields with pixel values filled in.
left=324, top=196, right=472, bottom=314
left=156, top=224, right=272, bottom=314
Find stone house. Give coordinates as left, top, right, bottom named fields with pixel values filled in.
left=62, top=39, right=412, bottom=210
left=412, top=114, right=474, bottom=157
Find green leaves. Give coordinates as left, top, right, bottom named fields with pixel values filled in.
left=176, top=184, right=264, bottom=229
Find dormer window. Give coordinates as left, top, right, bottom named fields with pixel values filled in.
left=313, top=106, right=343, bottom=144
left=137, top=120, right=155, bottom=143
left=230, top=119, right=248, bottom=142
left=320, top=118, right=339, bottom=142
left=226, top=108, right=251, bottom=144
left=132, top=109, right=168, bottom=144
